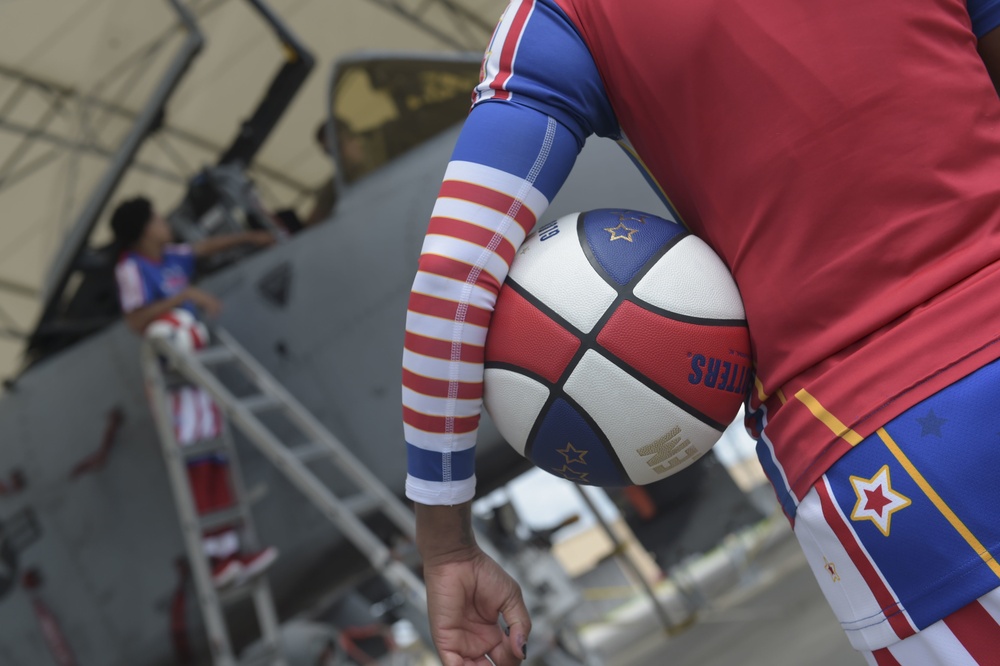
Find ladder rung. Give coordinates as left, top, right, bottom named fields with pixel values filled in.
left=218, top=575, right=266, bottom=606
left=195, top=346, right=236, bottom=365
left=199, top=505, right=247, bottom=532
left=197, top=484, right=268, bottom=531
left=290, top=442, right=331, bottom=464
left=240, top=643, right=283, bottom=666
left=181, top=438, right=228, bottom=460
left=239, top=394, right=282, bottom=414
left=245, top=483, right=268, bottom=506
left=343, top=491, right=382, bottom=517
left=148, top=327, right=427, bottom=643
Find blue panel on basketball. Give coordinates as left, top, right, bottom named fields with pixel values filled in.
left=581, top=209, right=686, bottom=286
left=529, top=399, right=627, bottom=486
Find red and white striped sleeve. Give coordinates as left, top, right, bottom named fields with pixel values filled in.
left=403, top=157, right=556, bottom=505
left=403, top=0, right=613, bottom=505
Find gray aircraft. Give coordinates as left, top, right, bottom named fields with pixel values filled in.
left=0, top=2, right=762, bottom=665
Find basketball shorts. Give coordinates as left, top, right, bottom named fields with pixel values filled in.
left=171, top=385, right=223, bottom=446
left=862, top=586, right=1000, bottom=665
left=791, top=356, right=1000, bottom=657
left=149, top=382, right=237, bottom=554
left=186, top=440, right=239, bottom=557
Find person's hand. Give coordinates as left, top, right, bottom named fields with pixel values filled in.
left=423, top=545, right=531, bottom=665
left=183, top=287, right=222, bottom=318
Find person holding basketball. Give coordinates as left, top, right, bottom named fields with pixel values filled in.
left=401, top=1, right=1000, bottom=664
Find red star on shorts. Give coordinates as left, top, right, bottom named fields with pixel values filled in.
left=864, top=486, right=893, bottom=516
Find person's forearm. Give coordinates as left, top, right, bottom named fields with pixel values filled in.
left=123, top=291, right=191, bottom=333
left=415, top=501, right=479, bottom=563
left=192, top=232, right=257, bottom=258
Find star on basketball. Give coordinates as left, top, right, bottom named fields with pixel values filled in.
left=555, top=465, right=590, bottom=483
left=557, top=442, right=588, bottom=465
left=483, top=209, right=750, bottom=488
left=604, top=222, right=639, bottom=242
left=849, top=465, right=911, bottom=536
left=618, top=211, right=648, bottom=225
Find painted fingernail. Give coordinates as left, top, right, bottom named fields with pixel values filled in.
left=521, top=643, right=528, bottom=660
left=504, top=625, right=510, bottom=636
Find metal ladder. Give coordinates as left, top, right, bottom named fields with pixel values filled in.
left=141, top=327, right=428, bottom=664
left=142, top=336, right=286, bottom=666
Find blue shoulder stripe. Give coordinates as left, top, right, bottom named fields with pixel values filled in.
left=452, top=102, right=581, bottom=203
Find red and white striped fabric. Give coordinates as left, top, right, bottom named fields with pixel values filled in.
left=796, top=476, right=1000, bottom=662
left=862, top=588, right=1000, bottom=665
left=474, top=0, right=536, bottom=104
left=171, top=386, right=223, bottom=446
left=795, top=480, right=919, bottom=651
left=403, top=159, right=552, bottom=505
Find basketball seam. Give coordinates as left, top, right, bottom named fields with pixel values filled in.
left=522, top=383, right=631, bottom=486
left=577, top=210, right=688, bottom=294
left=573, top=217, right=746, bottom=324
left=502, top=261, right=736, bottom=431
left=484, top=360, right=632, bottom=485
left=635, top=300, right=747, bottom=327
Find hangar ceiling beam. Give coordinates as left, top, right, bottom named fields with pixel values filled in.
left=0, top=67, right=312, bottom=196
left=363, top=0, right=497, bottom=51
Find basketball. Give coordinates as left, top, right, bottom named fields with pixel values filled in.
left=145, top=308, right=210, bottom=353
left=483, top=209, right=752, bottom=487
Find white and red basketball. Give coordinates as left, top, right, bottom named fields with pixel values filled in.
left=145, top=308, right=209, bottom=353
left=483, top=209, right=752, bottom=487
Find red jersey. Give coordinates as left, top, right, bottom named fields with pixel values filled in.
left=553, top=0, right=1000, bottom=510
left=402, top=0, right=1000, bottom=513
left=402, top=0, right=1000, bottom=650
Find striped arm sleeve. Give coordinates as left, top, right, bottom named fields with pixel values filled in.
left=403, top=102, right=582, bottom=505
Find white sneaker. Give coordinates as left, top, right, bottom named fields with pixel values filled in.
left=210, top=556, right=244, bottom=588
left=237, top=546, right=278, bottom=581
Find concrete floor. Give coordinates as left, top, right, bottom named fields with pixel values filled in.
left=603, top=528, right=866, bottom=666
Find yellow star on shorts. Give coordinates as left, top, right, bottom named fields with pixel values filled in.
left=604, top=222, right=638, bottom=242
left=849, top=465, right=911, bottom=537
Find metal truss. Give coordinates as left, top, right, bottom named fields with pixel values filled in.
left=363, top=0, right=501, bottom=51
left=0, top=65, right=312, bottom=200
left=0, top=0, right=313, bottom=267
left=0, top=0, right=505, bottom=347
left=0, top=0, right=316, bottom=349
